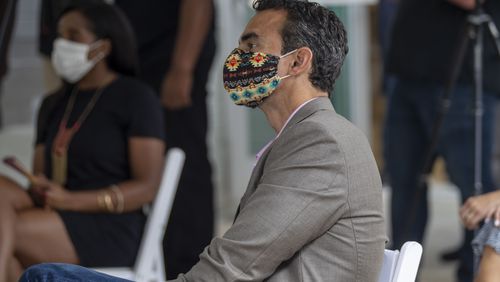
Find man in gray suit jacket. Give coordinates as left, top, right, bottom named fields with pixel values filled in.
left=20, top=0, right=386, bottom=281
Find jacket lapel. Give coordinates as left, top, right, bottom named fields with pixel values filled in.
left=279, top=96, right=335, bottom=135
left=238, top=142, right=274, bottom=211
left=235, top=97, right=335, bottom=216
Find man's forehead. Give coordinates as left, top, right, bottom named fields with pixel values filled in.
left=241, top=9, right=287, bottom=42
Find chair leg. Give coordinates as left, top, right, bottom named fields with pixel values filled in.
left=156, top=248, right=165, bottom=282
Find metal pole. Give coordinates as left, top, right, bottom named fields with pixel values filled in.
left=472, top=0, right=484, bottom=197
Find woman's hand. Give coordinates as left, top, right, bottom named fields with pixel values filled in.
left=30, top=174, right=48, bottom=197
left=33, top=174, right=72, bottom=210
left=460, top=191, right=500, bottom=230
left=447, top=0, right=484, bottom=10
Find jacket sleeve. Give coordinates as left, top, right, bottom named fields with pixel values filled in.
left=171, top=121, right=349, bottom=282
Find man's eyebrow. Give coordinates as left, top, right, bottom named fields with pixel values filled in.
left=239, top=32, right=259, bottom=44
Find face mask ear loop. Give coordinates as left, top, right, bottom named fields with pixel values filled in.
left=88, top=40, right=106, bottom=64
left=89, top=40, right=102, bottom=50
left=279, top=49, right=298, bottom=80
left=91, top=52, right=106, bottom=64
left=279, top=49, right=298, bottom=59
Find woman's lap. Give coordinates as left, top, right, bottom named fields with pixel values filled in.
left=58, top=211, right=145, bottom=267
left=14, top=209, right=79, bottom=267
left=0, top=175, right=33, bottom=210
left=1, top=174, right=143, bottom=268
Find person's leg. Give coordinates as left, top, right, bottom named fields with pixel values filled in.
left=7, top=257, right=22, bottom=282
left=163, top=52, right=215, bottom=279
left=4, top=208, right=79, bottom=281
left=438, top=84, right=476, bottom=282
left=493, top=102, right=500, bottom=187
left=378, top=0, right=398, bottom=97
left=20, top=263, right=131, bottom=282
left=13, top=209, right=79, bottom=267
left=0, top=176, right=34, bottom=281
left=163, top=106, right=214, bottom=276
left=475, top=246, right=500, bottom=282
left=162, top=35, right=216, bottom=279
left=0, top=175, right=79, bottom=281
left=137, top=48, right=215, bottom=278
left=384, top=78, right=431, bottom=249
left=440, top=85, right=496, bottom=282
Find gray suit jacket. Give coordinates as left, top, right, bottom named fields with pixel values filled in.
left=174, top=97, right=386, bottom=281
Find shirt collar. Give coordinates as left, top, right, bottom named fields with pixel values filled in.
left=255, top=97, right=319, bottom=161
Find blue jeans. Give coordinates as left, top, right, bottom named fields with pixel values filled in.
left=21, top=263, right=131, bottom=282
left=378, top=0, right=398, bottom=96
left=384, top=78, right=497, bottom=282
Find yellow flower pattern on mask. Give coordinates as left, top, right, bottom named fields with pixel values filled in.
left=225, top=53, right=241, bottom=71
left=223, top=48, right=283, bottom=108
left=250, top=52, right=267, bottom=67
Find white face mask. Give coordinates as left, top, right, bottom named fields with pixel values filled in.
left=51, top=38, right=104, bottom=83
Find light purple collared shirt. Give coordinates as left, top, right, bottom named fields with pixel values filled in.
left=255, top=97, right=319, bottom=163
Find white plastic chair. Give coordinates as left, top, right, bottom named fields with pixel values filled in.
left=378, top=241, right=423, bottom=282
left=93, top=148, right=185, bottom=282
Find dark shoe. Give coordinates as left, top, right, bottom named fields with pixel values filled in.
left=440, top=247, right=461, bottom=262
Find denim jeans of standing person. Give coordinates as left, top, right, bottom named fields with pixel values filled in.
left=378, top=0, right=398, bottom=97
left=20, top=263, right=129, bottom=282
left=384, top=77, right=497, bottom=282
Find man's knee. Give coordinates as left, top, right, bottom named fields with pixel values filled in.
left=20, top=263, right=66, bottom=282
left=21, top=263, right=97, bottom=281
left=21, top=263, right=132, bottom=282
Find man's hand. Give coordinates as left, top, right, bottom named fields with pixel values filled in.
left=160, top=69, right=193, bottom=110
left=460, top=191, right=500, bottom=229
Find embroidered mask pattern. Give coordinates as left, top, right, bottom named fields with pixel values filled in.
left=223, top=48, right=285, bottom=108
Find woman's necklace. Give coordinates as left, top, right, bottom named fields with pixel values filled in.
left=51, top=86, right=105, bottom=185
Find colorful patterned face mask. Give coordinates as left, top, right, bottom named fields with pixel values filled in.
left=223, top=48, right=296, bottom=108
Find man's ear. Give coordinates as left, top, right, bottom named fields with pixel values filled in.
left=289, top=47, right=313, bottom=75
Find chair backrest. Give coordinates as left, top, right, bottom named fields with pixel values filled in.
left=133, top=148, right=185, bottom=280
left=378, top=241, right=423, bottom=282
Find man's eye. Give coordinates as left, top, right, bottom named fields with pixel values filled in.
left=248, top=43, right=257, bottom=51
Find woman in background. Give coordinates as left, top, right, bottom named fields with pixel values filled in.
left=461, top=189, right=500, bottom=282
left=0, top=3, right=165, bottom=281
